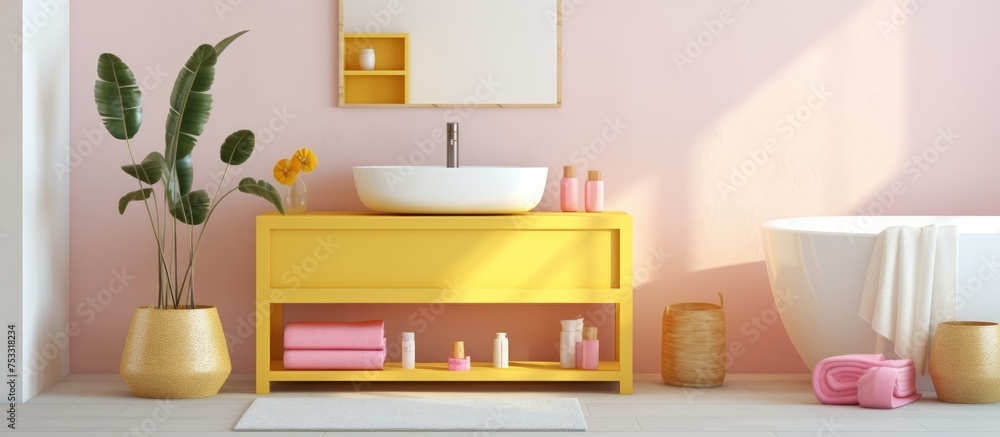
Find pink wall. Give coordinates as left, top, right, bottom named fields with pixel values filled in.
left=69, top=0, right=1000, bottom=374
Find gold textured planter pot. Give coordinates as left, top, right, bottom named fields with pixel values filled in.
left=929, top=321, right=1000, bottom=404
left=120, top=305, right=231, bottom=399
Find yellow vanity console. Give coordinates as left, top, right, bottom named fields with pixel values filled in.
left=255, top=211, right=633, bottom=394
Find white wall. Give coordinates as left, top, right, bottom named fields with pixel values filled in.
left=0, top=0, right=71, bottom=402
left=1, top=0, right=26, bottom=404
left=21, top=0, right=71, bottom=400
left=343, top=0, right=558, bottom=105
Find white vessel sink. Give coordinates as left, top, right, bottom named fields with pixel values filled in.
left=353, top=166, right=548, bottom=214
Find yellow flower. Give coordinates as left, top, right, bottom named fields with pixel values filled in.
left=292, top=148, right=318, bottom=173
left=273, top=158, right=302, bottom=186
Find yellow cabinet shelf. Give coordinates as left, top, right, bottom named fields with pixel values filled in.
left=340, top=33, right=408, bottom=105
left=343, top=70, right=407, bottom=76
left=255, top=212, right=633, bottom=394
left=264, top=288, right=628, bottom=304
left=267, top=361, right=623, bottom=382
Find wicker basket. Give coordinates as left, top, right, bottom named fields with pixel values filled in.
left=661, top=293, right=726, bottom=387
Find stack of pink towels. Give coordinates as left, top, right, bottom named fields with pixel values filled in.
left=812, top=354, right=921, bottom=409
left=283, top=320, right=387, bottom=370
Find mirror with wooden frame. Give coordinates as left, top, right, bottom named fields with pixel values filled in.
left=339, top=0, right=561, bottom=107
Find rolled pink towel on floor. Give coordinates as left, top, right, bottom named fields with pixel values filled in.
left=283, top=349, right=387, bottom=370
left=284, top=320, right=385, bottom=350
left=812, top=354, right=917, bottom=404
left=857, top=366, right=922, bottom=409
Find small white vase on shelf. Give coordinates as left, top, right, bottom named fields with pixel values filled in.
left=359, top=48, right=375, bottom=70
left=283, top=176, right=307, bottom=214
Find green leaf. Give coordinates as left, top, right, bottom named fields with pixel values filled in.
left=164, top=44, right=218, bottom=196
left=175, top=155, right=194, bottom=196
left=219, top=130, right=255, bottom=165
left=94, top=53, right=142, bottom=140
left=143, top=152, right=179, bottom=205
left=215, top=30, right=249, bottom=56
left=118, top=188, right=153, bottom=215
left=121, top=152, right=165, bottom=184
left=237, top=178, right=285, bottom=214
left=162, top=31, right=248, bottom=197
left=169, top=190, right=211, bottom=225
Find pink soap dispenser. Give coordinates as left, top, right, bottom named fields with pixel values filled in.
left=585, top=170, right=604, bottom=212
left=581, top=326, right=599, bottom=370
left=560, top=166, right=578, bottom=212
left=576, top=326, right=599, bottom=370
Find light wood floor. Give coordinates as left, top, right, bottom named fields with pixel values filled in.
left=9, top=374, right=1000, bottom=436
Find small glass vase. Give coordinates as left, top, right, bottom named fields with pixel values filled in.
left=282, top=176, right=307, bottom=214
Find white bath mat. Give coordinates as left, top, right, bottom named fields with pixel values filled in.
left=234, top=397, right=587, bottom=432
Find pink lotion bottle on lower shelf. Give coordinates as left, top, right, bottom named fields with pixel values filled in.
left=560, top=165, right=579, bottom=212
left=581, top=326, right=599, bottom=370
left=585, top=170, right=604, bottom=212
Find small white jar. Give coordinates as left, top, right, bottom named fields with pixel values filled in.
left=359, top=48, right=376, bottom=70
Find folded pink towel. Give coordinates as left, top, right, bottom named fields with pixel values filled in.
left=812, top=354, right=917, bottom=404
left=284, top=320, right=385, bottom=350
left=857, top=366, right=922, bottom=409
left=283, top=349, right=387, bottom=370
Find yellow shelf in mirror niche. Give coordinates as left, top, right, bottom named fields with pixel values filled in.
left=340, top=33, right=408, bottom=105
left=255, top=212, right=634, bottom=394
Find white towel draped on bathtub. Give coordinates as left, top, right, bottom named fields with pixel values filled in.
left=859, top=225, right=957, bottom=375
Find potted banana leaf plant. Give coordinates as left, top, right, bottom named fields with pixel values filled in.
left=94, top=30, right=283, bottom=398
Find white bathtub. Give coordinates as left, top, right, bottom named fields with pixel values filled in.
left=761, top=216, right=1000, bottom=371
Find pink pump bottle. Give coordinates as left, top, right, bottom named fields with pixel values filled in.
left=575, top=326, right=599, bottom=370
left=585, top=170, right=604, bottom=212
left=560, top=166, right=578, bottom=212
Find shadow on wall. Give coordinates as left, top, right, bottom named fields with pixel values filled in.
left=637, top=261, right=808, bottom=374
left=638, top=0, right=870, bottom=376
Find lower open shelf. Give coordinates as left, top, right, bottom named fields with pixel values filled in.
left=268, top=360, right=622, bottom=382
left=343, top=74, right=407, bottom=104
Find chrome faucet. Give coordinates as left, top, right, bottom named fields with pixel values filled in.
left=446, top=122, right=459, bottom=168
